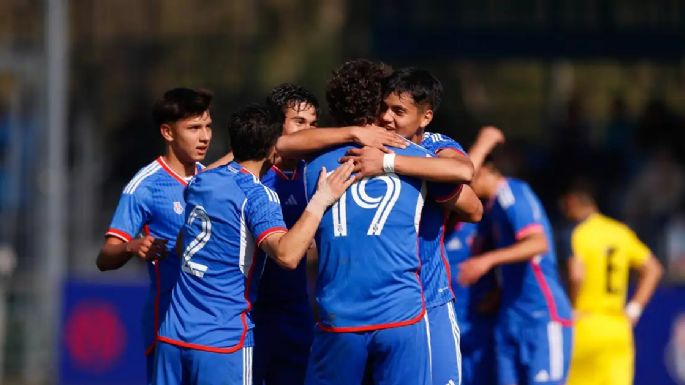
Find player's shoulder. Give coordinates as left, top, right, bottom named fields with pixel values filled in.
left=421, top=131, right=465, bottom=153
left=400, top=140, right=434, bottom=157
left=121, top=158, right=166, bottom=196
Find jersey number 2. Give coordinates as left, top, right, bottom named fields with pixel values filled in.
left=182, top=206, right=211, bottom=278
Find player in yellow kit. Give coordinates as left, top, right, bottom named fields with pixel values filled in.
left=560, top=183, right=663, bottom=385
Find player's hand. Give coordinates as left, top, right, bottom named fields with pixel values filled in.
left=477, top=126, right=505, bottom=147
left=339, top=146, right=386, bottom=179
left=315, top=160, right=356, bottom=206
left=351, top=125, right=407, bottom=152
left=126, top=236, right=168, bottom=261
left=458, top=255, right=492, bottom=286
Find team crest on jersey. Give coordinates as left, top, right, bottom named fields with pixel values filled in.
left=173, top=201, right=184, bottom=214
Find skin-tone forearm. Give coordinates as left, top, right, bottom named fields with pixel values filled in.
left=393, top=155, right=474, bottom=184
left=97, top=239, right=134, bottom=271
left=275, top=126, right=406, bottom=159
left=468, top=126, right=505, bottom=171
left=96, top=235, right=167, bottom=271
left=440, top=184, right=483, bottom=223
left=204, top=151, right=234, bottom=170
left=458, top=232, right=548, bottom=286
left=263, top=210, right=323, bottom=270
left=629, top=256, right=663, bottom=307
left=261, top=161, right=355, bottom=270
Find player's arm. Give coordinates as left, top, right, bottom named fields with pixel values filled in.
left=458, top=231, right=548, bottom=286
left=626, top=255, right=663, bottom=325
left=275, top=125, right=407, bottom=159
left=342, top=146, right=474, bottom=184
left=204, top=151, right=234, bottom=170
left=468, top=126, right=505, bottom=171
left=430, top=147, right=482, bottom=221
left=260, top=161, right=354, bottom=270
left=566, top=255, right=584, bottom=306
left=96, top=235, right=167, bottom=271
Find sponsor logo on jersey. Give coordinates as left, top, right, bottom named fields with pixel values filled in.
left=173, top=201, right=184, bottom=214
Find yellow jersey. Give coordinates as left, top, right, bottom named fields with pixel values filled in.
left=571, top=213, right=651, bottom=315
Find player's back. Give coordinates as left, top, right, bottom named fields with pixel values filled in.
left=489, top=178, right=572, bottom=325
left=305, top=144, right=427, bottom=331
left=159, top=163, right=285, bottom=351
left=572, top=213, right=651, bottom=315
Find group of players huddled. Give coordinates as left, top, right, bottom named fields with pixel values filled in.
left=97, top=59, right=664, bottom=385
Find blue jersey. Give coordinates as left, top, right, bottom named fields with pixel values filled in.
left=419, top=131, right=467, bottom=308
left=445, top=221, right=499, bottom=333
left=255, top=161, right=309, bottom=306
left=485, top=178, right=572, bottom=325
left=106, top=156, right=203, bottom=353
left=304, top=143, right=439, bottom=332
left=158, top=162, right=287, bottom=352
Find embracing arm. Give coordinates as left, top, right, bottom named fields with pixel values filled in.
left=97, top=235, right=167, bottom=271
left=458, top=231, right=548, bottom=285
left=275, top=126, right=406, bottom=159
left=260, top=161, right=355, bottom=269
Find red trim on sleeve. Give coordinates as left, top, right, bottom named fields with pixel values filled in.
left=531, top=260, right=573, bottom=327
left=256, top=227, right=288, bottom=246
left=433, top=184, right=464, bottom=203
left=515, top=224, right=544, bottom=240
left=435, top=147, right=466, bottom=157
left=105, top=228, right=133, bottom=242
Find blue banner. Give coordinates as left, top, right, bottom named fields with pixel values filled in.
left=59, top=279, right=148, bottom=385
left=635, top=286, right=685, bottom=385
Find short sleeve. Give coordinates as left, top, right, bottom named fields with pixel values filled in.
left=500, top=183, right=545, bottom=240
left=422, top=133, right=467, bottom=157
left=245, top=185, right=288, bottom=246
left=106, top=191, right=150, bottom=242
left=624, top=228, right=652, bottom=268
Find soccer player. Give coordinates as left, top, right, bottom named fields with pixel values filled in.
left=252, top=83, right=320, bottom=385
left=459, top=156, right=573, bottom=385
left=445, top=126, right=505, bottom=385
left=154, top=104, right=354, bottom=384
left=96, top=88, right=213, bottom=382
left=560, top=183, right=663, bottom=385
left=298, top=59, right=476, bottom=385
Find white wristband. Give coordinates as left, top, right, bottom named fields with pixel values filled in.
left=625, top=301, right=643, bottom=320
left=382, top=153, right=396, bottom=174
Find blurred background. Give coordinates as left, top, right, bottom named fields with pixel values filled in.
left=0, top=0, right=684, bottom=384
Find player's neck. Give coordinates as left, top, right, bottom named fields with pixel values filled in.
left=277, top=158, right=298, bottom=171
left=578, top=207, right=597, bottom=222
left=162, top=152, right=196, bottom=178
left=239, top=159, right=270, bottom=178
left=409, top=127, right=425, bottom=145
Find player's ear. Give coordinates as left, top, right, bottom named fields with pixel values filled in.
left=419, top=108, right=433, bottom=129
left=160, top=123, right=175, bottom=142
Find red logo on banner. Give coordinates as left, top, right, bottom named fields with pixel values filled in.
left=64, top=300, right=126, bottom=373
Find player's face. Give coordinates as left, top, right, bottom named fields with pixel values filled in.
left=380, top=92, right=433, bottom=140
left=282, top=102, right=317, bottom=136
left=560, top=194, right=582, bottom=222
left=165, top=110, right=213, bottom=164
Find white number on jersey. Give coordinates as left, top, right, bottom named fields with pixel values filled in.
left=182, top=206, right=211, bottom=278
left=331, top=175, right=402, bottom=237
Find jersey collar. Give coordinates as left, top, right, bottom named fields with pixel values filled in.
left=156, top=156, right=197, bottom=186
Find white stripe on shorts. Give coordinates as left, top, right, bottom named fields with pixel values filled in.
left=547, top=321, right=563, bottom=380
left=447, top=303, right=462, bottom=385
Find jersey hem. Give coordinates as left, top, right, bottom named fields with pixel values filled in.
left=316, top=307, right=426, bottom=333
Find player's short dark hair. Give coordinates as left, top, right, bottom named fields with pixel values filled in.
left=564, top=178, right=597, bottom=204
left=266, top=83, right=319, bottom=120
left=326, top=59, right=390, bottom=126
left=383, top=67, right=443, bottom=112
left=228, top=103, right=282, bottom=162
left=152, top=88, right=212, bottom=128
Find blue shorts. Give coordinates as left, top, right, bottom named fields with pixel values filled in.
left=459, top=316, right=496, bottom=385
left=253, top=301, right=314, bottom=385
left=153, top=332, right=254, bottom=385
left=427, top=301, right=461, bottom=385
left=495, top=320, right=572, bottom=385
left=306, top=315, right=431, bottom=385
